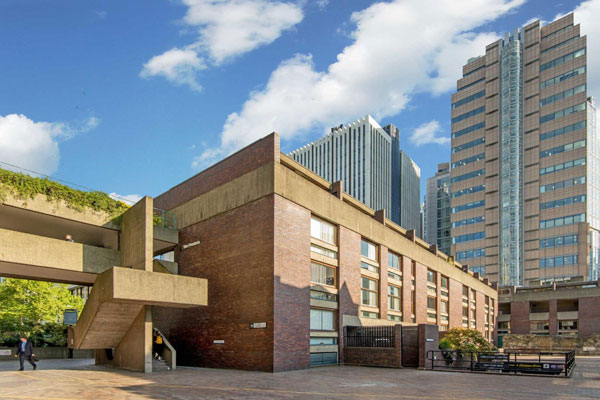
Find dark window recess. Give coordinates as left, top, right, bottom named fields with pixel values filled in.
left=310, top=352, right=338, bottom=366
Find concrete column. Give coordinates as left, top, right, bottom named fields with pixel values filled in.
left=476, top=291, right=486, bottom=333
left=113, top=306, right=153, bottom=372
left=549, top=299, right=558, bottom=336
left=510, top=301, right=531, bottom=334
left=448, top=278, right=463, bottom=329
left=337, top=226, right=361, bottom=363
left=120, top=196, right=154, bottom=271
left=418, top=324, right=439, bottom=369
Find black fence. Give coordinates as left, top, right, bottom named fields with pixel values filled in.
left=427, top=349, right=575, bottom=377
left=344, top=326, right=395, bottom=348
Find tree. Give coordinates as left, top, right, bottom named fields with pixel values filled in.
left=0, top=278, right=85, bottom=346
left=439, top=328, right=494, bottom=353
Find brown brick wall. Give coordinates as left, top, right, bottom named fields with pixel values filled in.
left=338, top=226, right=361, bottom=363
left=343, top=325, right=402, bottom=367
left=273, top=195, right=311, bottom=371
left=154, top=134, right=279, bottom=211
left=476, top=291, right=485, bottom=332
left=579, top=297, right=600, bottom=337
left=401, top=256, right=412, bottom=321
left=153, top=195, right=276, bottom=371
left=448, top=278, right=463, bottom=329
left=414, top=262, right=427, bottom=324
left=379, top=245, right=389, bottom=320
left=549, top=299, right=558, bottom=336
left=510, top=301, right=531, bottom=335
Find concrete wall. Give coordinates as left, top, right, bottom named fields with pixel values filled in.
left=503, top=334, right=600, bottom=355
left=120, top=196, right=153, bottom=271
left=113, top=307, right=153, bottom=372
left=0, top=347, right=94, bottom=361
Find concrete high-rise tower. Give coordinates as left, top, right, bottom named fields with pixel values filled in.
left=449, top=14, right=599, bottom=286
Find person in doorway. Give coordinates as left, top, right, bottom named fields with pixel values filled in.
left=15, top=337, right=37, bottom=371
left=153, top=332, right=164, bottom=361
left=65, top=234, right=74, bottom=242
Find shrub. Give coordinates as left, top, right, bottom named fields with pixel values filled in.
left=439, top=328, right=493, bottom=353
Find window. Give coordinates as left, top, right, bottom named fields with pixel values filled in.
left=452, top=185, right=485, bottom=198
left=452, top=215, right=485, bottom=228
left=441, top=300, right=448, bottom=314
left=427, top=296, right=437, bottom=310
left=361, top=261, right=379, bottom=273
left=540, top=177, right=585, bottom=193
left=310, top=262, right=336, bottom=287
left=456, top=248, right=485, bottom=260
left=452, top=231, right=485, bottom=244
left=452, top=200, right=484, bottom=213
left=441, top=276, right=449, bottom=289
left=388, top=252, right=400, bottom=270
left=310, top=309, right=335, bottom=331
left=388, top=271, right=401, bottom=281
left=540, top=255, right=579, bottom=268
left=361, top=239, right=377, bottom=260
left=310, top=337, right=338, bottom=345
left=452, top=122, right=485, bottom=139
left=310, top=352, right=337, bottom=365
left=463, top=286, right=469, bottom=297
left=540, top=84, right=585, bottom=106
left=541, top=121, right=585, bottom=141
left=451, top=169, right=485, bottom=184
left=540, top=140, right=586, bottom=158
left=388, top=314, right=401, bottom=322
left=388, top=286, right=401, bottom=311
left=540, top=48, right=585, bottom=71
left=452, top=106, right=485, bottom=124
left=361, top=277, right=378, bottom=307
left=558, top=320, right=578, bottom=331
left=411, top=290, right=416, bottom=315
left=539, top=66, right=584, bottom=88
left=451, top=153, right=485, bottom=169
left=311, top=244, right=337, bottom=259
left=540, top=213, right=586, bottom=229
left=310, top=290, right=337, bottom=302
left=540, top=234, right=579, bottom=249
left=452, top=91, right=485, bottom=109
left=361, top=311, right=379, bottom=319
left=427, top=269, right=436, bottom=284
left=311, top=216, right=335, bottom=244
left=540, top=195, right=586, bottom=211
left=540, top=103, right=586, bottom=124
left=452, top=137, right=485, bottom=154
left=530, top=321, right=549, bottom=334
left=457, top=77, right=485, bottom=91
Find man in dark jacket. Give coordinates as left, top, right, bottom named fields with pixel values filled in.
left=15, top=337, right=37, bottom=371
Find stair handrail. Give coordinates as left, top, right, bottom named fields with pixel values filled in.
left=153, top=328, right=176, bottom=370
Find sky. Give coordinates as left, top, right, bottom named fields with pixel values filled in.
left=1, top=0, right=599, bottom=205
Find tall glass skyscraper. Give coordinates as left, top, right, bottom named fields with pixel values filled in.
left=424, top=163, right=452, bottom=256
left=449, top=14, right=599, bottom=287
left=289, top=115, right=422, bottom=236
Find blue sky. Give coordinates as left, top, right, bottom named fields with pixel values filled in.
left=0, top=0, right=598, bottom=204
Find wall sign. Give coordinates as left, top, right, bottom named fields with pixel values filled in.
left=250, top=322, right=267, bottom=329
left=0, top=349, right=11, bottom=356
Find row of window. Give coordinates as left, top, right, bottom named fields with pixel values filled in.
left=540, top=84, right=585, bottom=107
left=451, top=169, right=485, bottom=184
left=540, top=234, right=579, bottom=249
left=463, top=65, right=485, bottom=78
left=452, top=106, right=485, bottom=124
left=452, top=153, right=485, bottom=169
left=452, top=137, right=485, bottom=154
left=452, top=215, right=485, bottom=228
left=540, top=194, right=586, bottom=210
left=540, top=254, right=579, bottom=268
left=540, top=176, right=585, bottom=193
left=540, top=102, right=586, bottom=124
left=456, top=248, right=485, bottom=260
left=452, top=184, right=485, bottom=198
left=452, top=90, right=485, bottom=109
left=540, top=66, right=585, bottom=90
left=540, top=139, right=586, bottom=158
left=540, top=121, right=585, bottom=142
left=470, top=266, right=486, bottom=275
left=452, top=231, right=485, bottom=244
left=541, top=24, right=573, bottom=42
left=540, top=48, right=585, bottom=72
left=452, top=122, right=485, bottom=139
left=540, top=213, right=586, bottom=229
left=540, top=157, right=586, bottom=175
left=457, top=77, right=485, bottom=92
left=452, top=199, right=484, bottom=213
left=540, top=35, right=580, bottom=55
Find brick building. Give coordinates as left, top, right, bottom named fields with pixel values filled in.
left=151, top=133, right=497, bottom=371
left=497, top=280, right=600, bottom=346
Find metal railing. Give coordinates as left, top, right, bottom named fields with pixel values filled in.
left=427, top=349, right=575, bottom=377
left=153, top=208, right=177, bottom=229
left=344, top=326, right=395, bottom=348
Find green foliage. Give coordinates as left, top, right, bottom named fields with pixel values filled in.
left=439, top=337, right=452, bottom=351
left=439, top=328, right=494, bottom=353
left=0, top=278, right=85, bottom=347
left=0, top=168, right=130, bottom=218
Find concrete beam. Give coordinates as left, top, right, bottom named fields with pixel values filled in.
left=120, top=196, right=153, bottom=271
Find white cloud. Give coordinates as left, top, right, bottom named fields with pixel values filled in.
left=315, top=0, right=329, bottom=10
left=94, top=10, right=107, bottom=19
left=0, top=114, right=99, bottom=175
left=140, top=48, right=207, bottom=91
left=410, top=120, right=450, bottom=146
left=572, top=0, right=600, bottom=95
left=141, top=0, right=303, bottom=91
left=109, top=193, right=143, bottom=205
left=194, top=0, right=524, bottom=167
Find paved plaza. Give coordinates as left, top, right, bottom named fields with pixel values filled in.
left=0, top=357, right=599, bottom=399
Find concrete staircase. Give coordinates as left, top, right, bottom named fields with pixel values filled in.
left=152, top=358, right=171, bottom=372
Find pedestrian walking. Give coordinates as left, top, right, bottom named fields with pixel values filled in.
left=15, top=336, right=37, bottom=371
